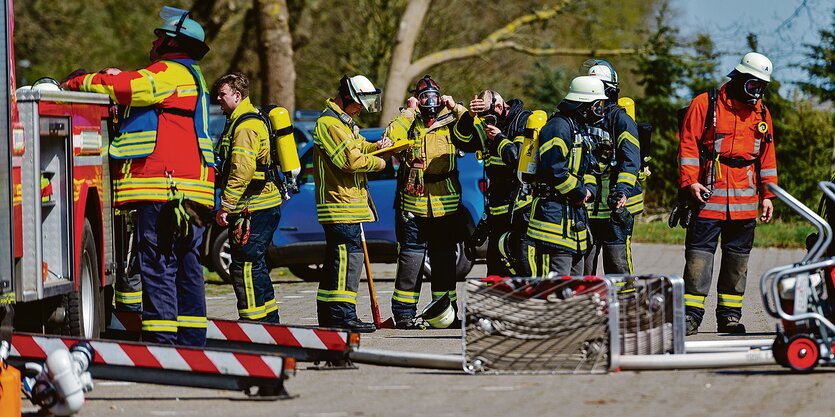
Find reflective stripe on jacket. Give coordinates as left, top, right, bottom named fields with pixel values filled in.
left=386, top=105, right=468, bottom=218
left=587, top=105, right=644, bottom=219
left=218, top=97, right=282, bottom=213
left=67, top=57, right=215, bottom=206
left=679, top=84, right=777, bottom=220
left=527, top=115, right=597, bottom=253
left=313, top=99, right=386, bottom=224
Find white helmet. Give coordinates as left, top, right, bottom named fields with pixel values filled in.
left=564, top=76, right=609, bottom=103
left=420, top=292, right=456, bottom=329
left=341, top=75, right=382, bottom=113
left=730, top=52, right=772, bottom=82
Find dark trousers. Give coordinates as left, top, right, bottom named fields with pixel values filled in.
left=531, top=243, right=585, bottom=277
left=584, top=215, right=635, bottom=275
left=486, top=212, right=512, bottom=277
left=317, top=223, right=364, bottom=325
left=684, top=217, right=755, bottom=320
left=391, top=211, right=459, bottom=319
left=136, top=202, right=207, bottom=346
left=229, top=205, right=280, bottom=323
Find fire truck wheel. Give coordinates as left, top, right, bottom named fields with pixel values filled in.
left=210, top=228, right=233, bottom=284
left=66, top=219, right=104, bottom=338
left=786, top=335, right=819, bottom=373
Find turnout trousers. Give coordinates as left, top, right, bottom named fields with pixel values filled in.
left=391, top=211, right=460, bottom=321
left=583, top=215, right=635, bottom=276
left=683, top=217, right=755, bottom=323
left=317, top=223, right=365, bottom=325
left=229, top=205, right=280, bottom=323
left=136, top=202, right=207, bottom=347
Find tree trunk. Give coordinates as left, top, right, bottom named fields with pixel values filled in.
left=254, top=0, right=295, bottom=112
left=380, top=0, right=430, bottom=125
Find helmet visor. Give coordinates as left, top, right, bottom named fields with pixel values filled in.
left=356, top=90, right=382, bottom=113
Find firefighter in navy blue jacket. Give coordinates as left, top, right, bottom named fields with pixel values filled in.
left=453, top=90, right=532, bottom=277
left=582, top=60, right=643, bottom=276
left=526, top=76, right=608, bottom=276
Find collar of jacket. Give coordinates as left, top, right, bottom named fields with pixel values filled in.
left=229, top=96, right=258, bottom=123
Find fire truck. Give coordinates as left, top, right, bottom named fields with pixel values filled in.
left=0, top=1, right=113, bottom=339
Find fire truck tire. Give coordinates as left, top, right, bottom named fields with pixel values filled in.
left=66, top=219, right=104, bottom=338
left=210, top=228, right=233, bottom=284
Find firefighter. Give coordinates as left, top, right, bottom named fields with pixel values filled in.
left=313, top=75, right=390, bottom=333
left=387, top=75, right=470, bottom=329
left=62, top=7, right=214, bottom=346
left=527, top=76, right=606, bottom=276
left=581, top=60, right=643, bottom=276
left=214, top=73, right=283, bottom=323
left=679, top=52, right=777, bottom=335
left=456, top=90, right=534, bottom=277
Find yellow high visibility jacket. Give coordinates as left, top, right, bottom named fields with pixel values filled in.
left=217, top=97, right=282, bottom=213
left=313, top=99, right=386, bottom=224
left=385, top=105, right=468, bottom=218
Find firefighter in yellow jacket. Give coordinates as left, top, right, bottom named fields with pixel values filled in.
left=214, top=73, right=283, bottom=323
left=387, top=75, right=470, bottom=329
left=314, top=75, right=390, bottom=333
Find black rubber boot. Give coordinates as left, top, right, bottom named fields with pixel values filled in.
left=717, top=314, right=746, bottom=334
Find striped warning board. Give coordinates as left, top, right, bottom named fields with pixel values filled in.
left=10, top=333, right=294, bottom=395
left=107, top=312, right=356, bottom=363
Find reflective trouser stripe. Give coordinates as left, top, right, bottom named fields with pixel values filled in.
left=684, top=294, right=706, bottom=309
left=626, top=236, right=633, bottom=274
left=541, top=254, right=550, bottom=277
left=115, top=290, right=142, bottom=305
left=393, top=289, right=420, bottom=304
left=142, top=319, right=178, bottom=333
left=432, top=290, right=458, bottom=302
left=317, top=289, right=357, bottom=304
left=177, top=315, right=208, bottom=329
left=338, top=244, right=347, bottom=293
left=718, top=293, right=743, bottom=308
left=244, top=262, right=255, bottom=308
left=239, top=304, right=267, bottom=319
left=527, top=245, right=537, bottom=277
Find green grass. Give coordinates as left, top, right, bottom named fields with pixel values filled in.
left=634, top=219, right=815, bottom=249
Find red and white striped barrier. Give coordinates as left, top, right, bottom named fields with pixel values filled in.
left=10, top=333, right=293, bottom=394
left=107, top=312, right=356, bottom=363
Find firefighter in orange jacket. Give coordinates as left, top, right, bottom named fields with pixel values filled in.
left=63, top=7, right=213, bottom=346
left=679, top=52, right=777, bottom=336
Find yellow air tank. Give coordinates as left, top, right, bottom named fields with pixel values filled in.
left=618, top=97, right=636, bottom=120
left=517, top=110, right=548, bottom=184
left=267, top=107, right=301, bottom=175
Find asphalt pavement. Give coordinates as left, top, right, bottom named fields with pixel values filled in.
left=32, top=243, right=835, bottom=417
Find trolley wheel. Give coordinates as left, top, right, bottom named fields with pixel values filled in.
left=786, top=335, right=819, bottom=372
left=772, top=334, right=789, bottom=367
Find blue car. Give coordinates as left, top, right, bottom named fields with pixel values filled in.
left=204, top=113, right=487, bottom=282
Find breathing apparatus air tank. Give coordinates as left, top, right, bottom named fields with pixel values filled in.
left=517, top=110, right=548, bottom=184
left=617, top=97, right=636, bottom=120
left=267, top=107, right=301, bottom=185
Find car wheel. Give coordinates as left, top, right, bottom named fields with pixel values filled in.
left=422, top=241, right=474, bottom=281
left=288, top=264, right=324, bottom=282
left=210, top=228, right=233, bottom=284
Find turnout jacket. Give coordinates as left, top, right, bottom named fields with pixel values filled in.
left=526, top=114, right=598, bottom=253
left=386, top=104, right=469, bottom=218
left=454, top=99, right=532, bottom=216
left=217, top=97, right=282, bottom=213
left=586, top=103, right=644, bottom=219
left=66, top=56, right=215, bottom=207
left=679, top=84, right=777, bottom=220
left=313, top=99, right=386, bottom=224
